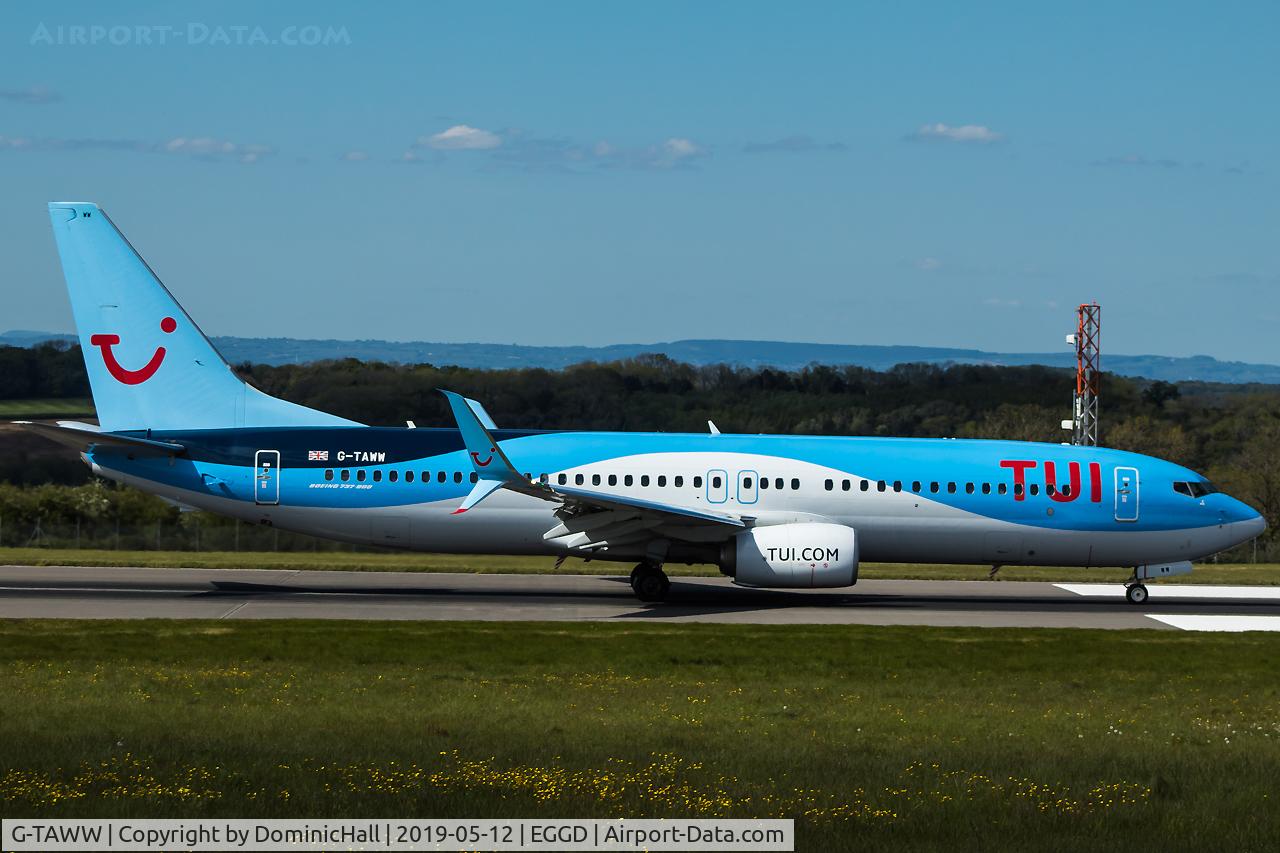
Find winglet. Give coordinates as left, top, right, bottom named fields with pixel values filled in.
left=451, top=477, right=505, bottom=514
left=441, top=390, right=520, bottom=482
left=466, top=397, right=498, bottom=429
left=442, top=390, right=534, bottom=514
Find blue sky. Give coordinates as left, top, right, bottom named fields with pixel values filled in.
left=2, top=1, right=1277, bottom=361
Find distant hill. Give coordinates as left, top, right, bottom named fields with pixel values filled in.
left=5, top=330, right=1279, bottom=384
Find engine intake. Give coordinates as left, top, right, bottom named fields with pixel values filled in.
left=721, top=523, right=858, bottom=588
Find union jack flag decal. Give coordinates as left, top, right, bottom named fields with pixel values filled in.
left=308, top=450, right=329, bottom=461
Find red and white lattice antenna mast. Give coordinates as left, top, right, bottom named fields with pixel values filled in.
left=1068, top=302, right=1101, bottom=446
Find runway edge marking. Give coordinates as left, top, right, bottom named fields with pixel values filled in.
left=1146, top=614, right=1280, bottom=632
left=1054, top=583, right=1280, bottom=600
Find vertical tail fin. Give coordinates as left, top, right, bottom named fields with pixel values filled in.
left=47, top=202, right=358, bottom=431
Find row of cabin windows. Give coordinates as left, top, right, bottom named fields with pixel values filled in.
left=319, top=468, right=1066, bottom=499
left=319, top=468, right=809, bottom=492
left=323, top=469, right=529, bottom=484
left=821, top=478, right=1071, bottom=497
left=553, top=473, right=805, bottom=491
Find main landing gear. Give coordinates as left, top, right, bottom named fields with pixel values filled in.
left=1125, top=583, right=1149, bottom=605
left=630, top=561, right=670, bottom=602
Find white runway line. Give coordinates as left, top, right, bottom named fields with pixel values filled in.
left=1054, top=583, right=1280, bottom=600
left=1147, top=615, right=1280, bottom=632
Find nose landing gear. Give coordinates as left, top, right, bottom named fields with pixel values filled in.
left=630, top=561, right=670, bottom=602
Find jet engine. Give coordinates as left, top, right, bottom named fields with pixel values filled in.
left=720, top=522, right=858, bottom=588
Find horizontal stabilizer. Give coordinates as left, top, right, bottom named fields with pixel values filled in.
left=14, top=420, right=185, bottom=454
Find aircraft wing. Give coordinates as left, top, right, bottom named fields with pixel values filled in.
left=441, top=390, right=747, bottom=550
left=14, top=420, right=185, bottom=455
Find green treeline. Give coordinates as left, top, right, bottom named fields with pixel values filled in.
left=4, top=344, right=1280, bottom=555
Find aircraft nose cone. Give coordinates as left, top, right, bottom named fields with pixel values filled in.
left=1241, top=513, right=1266, bottom=540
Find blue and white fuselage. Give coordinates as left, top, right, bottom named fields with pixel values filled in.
left=25, top=202, right=1265, bottom=604
left=87, top=426, right=1260, bottom=569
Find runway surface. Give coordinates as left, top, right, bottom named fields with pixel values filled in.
left=3, top=565, right=1280, bottom=630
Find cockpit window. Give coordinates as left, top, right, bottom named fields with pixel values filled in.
left=1174, top=481, right=1218, bottom=498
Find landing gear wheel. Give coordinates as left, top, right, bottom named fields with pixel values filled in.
left=1125, top=583, right=1149, bottom=605
left=630, top=563, right=670, bottom=602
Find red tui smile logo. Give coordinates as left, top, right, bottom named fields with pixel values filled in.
left=90, top=316, right=177, bottom=385
left=471, top=448, right=495, bottom=467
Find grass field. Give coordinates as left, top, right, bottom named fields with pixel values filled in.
left=1, top=620, right=1276, bottom=851
left=2, top=546, right=1279, bottom=585
left=0, top=397, right=94, bottom=418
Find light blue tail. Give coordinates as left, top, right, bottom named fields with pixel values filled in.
left=47, top=202, right=359, bottom=432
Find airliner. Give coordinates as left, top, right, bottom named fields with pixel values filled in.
left=19, top=202, right=1265, bottom=605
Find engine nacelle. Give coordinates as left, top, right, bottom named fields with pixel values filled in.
left=721, top=523, right=858, bottom=588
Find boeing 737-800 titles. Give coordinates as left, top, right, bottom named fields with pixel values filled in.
left=18, top=203, right=1265, bottom=604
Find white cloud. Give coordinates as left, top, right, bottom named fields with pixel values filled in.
left=0, top=85, right=60, bottom=105
left=0, top=134, right=273, bottom=163
left=910, top=123, right=1002, bottom=144
left=340, top=149, right=369, bottom=162
left=163, top=137, right=274, bottom=163
left=663, top=137, right=700, bottom=159
left=422, top=124, right=501, bottom=150
left=743, top=135, right=847, bottom=154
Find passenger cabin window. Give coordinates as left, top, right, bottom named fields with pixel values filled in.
left=946, top=482, right=956, bottom=494
left=608, top=474, right=617, bottom=486
left=876, top=480, right=886, bottom=492
left=912, top=481, right=921, bottom=493
left=825, top=479, right=834, bottom=491
left=324, top=469, right=333, bottom=481
left=775, top=478, right=784, bottom=490
left=694, top=476, right=703, bottom=488
left=341, top=470, right=350, bottom=481
left=842, top=480, right=851, bottom=492
left=675, top=476, right=684, bottom=487
left=965, top=483, right=974, bottom=494
left=760, top=478, right=769, bottom=490
left=981, top=483, right=990, bottom=494
left=860, top=480, right=869, bottom=492
left=389, top=471, right=398, bottom=483
left=1029, top=484, right=1039, bottom=496
left=558, top=474, right=567, bottom=485
left=470, top=472, right=478, bottom=483
left=658, top=475, right=667, bottom=487
left=742, top=477, right=752, bottom=489
left=453, top=471, right=463, bottom=483
left=357, top=470, right=366, bottom=482
left=592, top=474, right=601, bottom=486
left=373, top=470, right=382, bottom=482
left=893, top=481, right=902, bottom=492
left=438, top=471, right=447, bottom=483
left=790, top=478, right=799, bottom=490
left=406, top=471, right=414, bottom=483
left=998, top=483, right=1007, bottom=495
left=1014, top=483, right=1024, bottom=496
left=930, top=482, right=939, bottom=494
left=641, top=475, right=651, bottom=487
left=624, top=474, right=633, bottom=486
left=575, top=474, right=585, bottom=485
left=712, top=475, right=722, bottom=488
